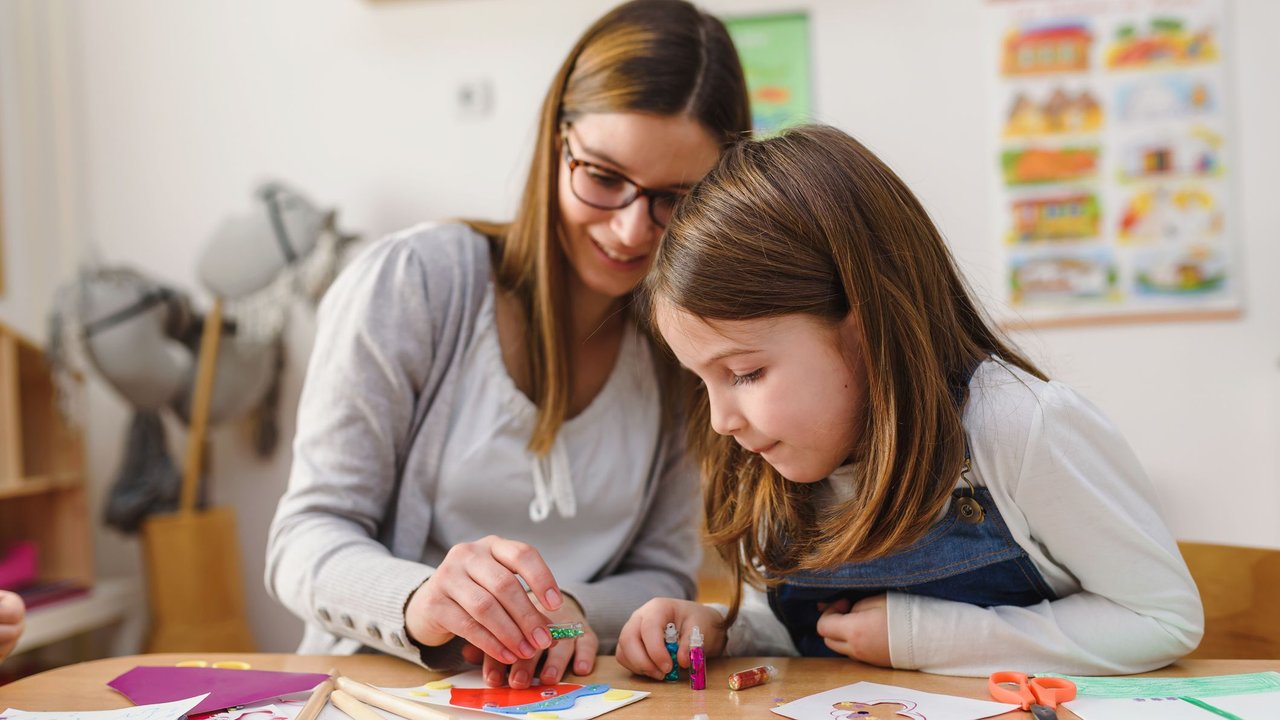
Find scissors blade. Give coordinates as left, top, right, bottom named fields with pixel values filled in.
left=1030, top=704, right=1059, bottom=720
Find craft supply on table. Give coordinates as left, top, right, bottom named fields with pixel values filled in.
left=688, top=625, right=707, bottom=690
left=729, top=664, right=778, bottom=691
left=0, top=694, right=210, bottom=720
left=548, top=622, right=585, bottom=639
left=334, top=674, right=452, bottom=720
left=106, top=666, right=331, bottom=716
left=664, top=622, right=681, bottom=682
left=292, top=669, right=336, bottom=720
left=1048, top=671, right=1280, bottom=720
left=988, top=670, right=1076, bottom=718
left=771, top=681, right=1016, bottom=720
left=415, top=669, right=648, bottom=719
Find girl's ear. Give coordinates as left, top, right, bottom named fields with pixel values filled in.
left=838, top=310, right=864, bottom=355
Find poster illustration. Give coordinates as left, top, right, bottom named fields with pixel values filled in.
left=726, top=12, right=812, bottom=135
left=986, top=0, right=1238, bottom=325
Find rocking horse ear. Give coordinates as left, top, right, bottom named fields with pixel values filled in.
left=80, top=275, right=193, bottom=411
left=197, top=181, right=328, bottom=299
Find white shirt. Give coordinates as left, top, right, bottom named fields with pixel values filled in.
left=721, top=358, right=1203, bottom=675
left=431, top=287, right=659, bottom=583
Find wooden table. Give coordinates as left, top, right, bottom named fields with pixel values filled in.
left=0, top=654, right=1276, bottom=718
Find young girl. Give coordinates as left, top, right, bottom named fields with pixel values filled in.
left=618, top=124, right=1203, bottom=676
left=266, top=0, right=749, bottom=689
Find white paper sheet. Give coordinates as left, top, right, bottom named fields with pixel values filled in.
left=0, top=694, right=209, bottom=720
left=1066, top=691, right=1280, bottom=720
left=263, top=671, right=647, bottom=720
left=770, top=681, right=1015, bottom=720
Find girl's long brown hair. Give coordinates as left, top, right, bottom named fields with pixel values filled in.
left=468, top=0, right=749, bottom=454
left=643, top=124, right=1045, bottom=622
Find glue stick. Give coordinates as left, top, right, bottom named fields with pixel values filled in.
left=728, top=664, right=777, bottom=690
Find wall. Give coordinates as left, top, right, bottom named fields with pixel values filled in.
left=1, top=0, right=1275, bottom=652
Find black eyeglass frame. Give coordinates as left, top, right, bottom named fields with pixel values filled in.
left=559, top=125, right=684, bottom=228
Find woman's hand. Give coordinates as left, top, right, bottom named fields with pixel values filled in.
left=463, top=593, right=597, bottom=689
left=816, top=594, right=890, bottom=666
left=0, top=590, right=25, bottom=661
left=616, top=598, right=726, bottom=680
left=404, top=536, right=560, bottom=666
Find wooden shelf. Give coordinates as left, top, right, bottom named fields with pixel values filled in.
left=0, top=473, right=83, bottom=501
left=0, top=320, right=94, bottom=604
left=12, top=576, right=144, bottom=655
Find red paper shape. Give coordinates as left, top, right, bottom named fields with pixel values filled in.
left=107, top=665, right=331, bottom=715
left=450, top=683, right=584, bottom=710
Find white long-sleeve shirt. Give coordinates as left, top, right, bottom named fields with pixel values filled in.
left=721, top=358, right=1204, bottom=676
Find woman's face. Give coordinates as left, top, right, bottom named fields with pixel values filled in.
left=655, top=302, right=870, bottom=484
left=557, top=112, right=721, bottom=302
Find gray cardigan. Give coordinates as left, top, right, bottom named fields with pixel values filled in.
left=265, top=222, right=700, bottom=668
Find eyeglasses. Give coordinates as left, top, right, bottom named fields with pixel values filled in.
left=561, top=126, right=684, bottom=228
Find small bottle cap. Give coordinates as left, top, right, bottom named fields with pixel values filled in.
left=690, top=625, right=704, bottom=647
left=664, top=622, right=678, bottom=643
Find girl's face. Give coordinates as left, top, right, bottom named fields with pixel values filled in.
left=557, top=112, right=721, bottom=302
left=656, top=302, right=870, bottom=483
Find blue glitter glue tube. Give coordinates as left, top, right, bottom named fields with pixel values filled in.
left=663, top=622, right=680, bottom=681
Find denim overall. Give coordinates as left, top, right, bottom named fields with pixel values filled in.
left=767, top=377, right=1057, bottom=656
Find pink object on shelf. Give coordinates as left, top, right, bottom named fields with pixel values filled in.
left=0, top=540, right=38, bottom=590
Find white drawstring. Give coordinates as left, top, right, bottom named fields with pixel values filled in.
left=529, top=439, right=576, bottom=522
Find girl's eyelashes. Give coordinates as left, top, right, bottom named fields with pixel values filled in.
left=731, top=369, right=763, bottom=386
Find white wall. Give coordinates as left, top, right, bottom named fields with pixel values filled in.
left=2, top=0, right=1276, bottom=653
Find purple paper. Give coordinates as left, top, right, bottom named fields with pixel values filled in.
left=107, top=666, right=331, bottom=715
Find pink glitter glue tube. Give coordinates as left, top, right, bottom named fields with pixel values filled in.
left=688, top=625, right=706, bottom=690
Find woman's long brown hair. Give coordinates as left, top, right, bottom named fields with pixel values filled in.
left=643, top=124, right=1045, bottom=622
left=467, top=0, right=749, bottom=454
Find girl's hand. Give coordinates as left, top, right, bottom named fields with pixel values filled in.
left=404, top=536, right=560, bottom=666
left=462, top=593, right=597, bottom=689
left=816, top=594, right=890, bottom=666
left=0, top=590, right=25, bottom=661
left=617, top=598, right=726, bottom=680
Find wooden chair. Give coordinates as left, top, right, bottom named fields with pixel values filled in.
left=1178, top=541, right=1280, bottom=659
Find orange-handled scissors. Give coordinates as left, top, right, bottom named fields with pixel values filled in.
left=988, top=671, right=1077, bottom=719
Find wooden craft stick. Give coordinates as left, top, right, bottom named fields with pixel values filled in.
left=294, top=669, right=337, bottom=720
left=330, top=689, right=384, bottom=720
left=335, top=675, right=454, bottom=720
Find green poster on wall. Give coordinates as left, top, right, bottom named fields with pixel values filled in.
left=726, top=12, right=812, bottom=135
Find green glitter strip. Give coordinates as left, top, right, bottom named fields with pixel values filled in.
left=548, top=623, right=584, bottom=639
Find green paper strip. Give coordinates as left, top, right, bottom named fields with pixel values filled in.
left=1179, top=695, right=1246, bottom=720
left=1044, top=671, right=1280, bottom=699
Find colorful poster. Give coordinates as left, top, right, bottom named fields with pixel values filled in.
left=726, top=12, right=812, bottom=135
left=986, top=0, right=1238, bottom=325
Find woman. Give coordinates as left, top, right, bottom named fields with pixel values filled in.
left=266, top=0, right=750, bottom=689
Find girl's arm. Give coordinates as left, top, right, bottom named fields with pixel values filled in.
left=886, top=377, right=1203, bottom=675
